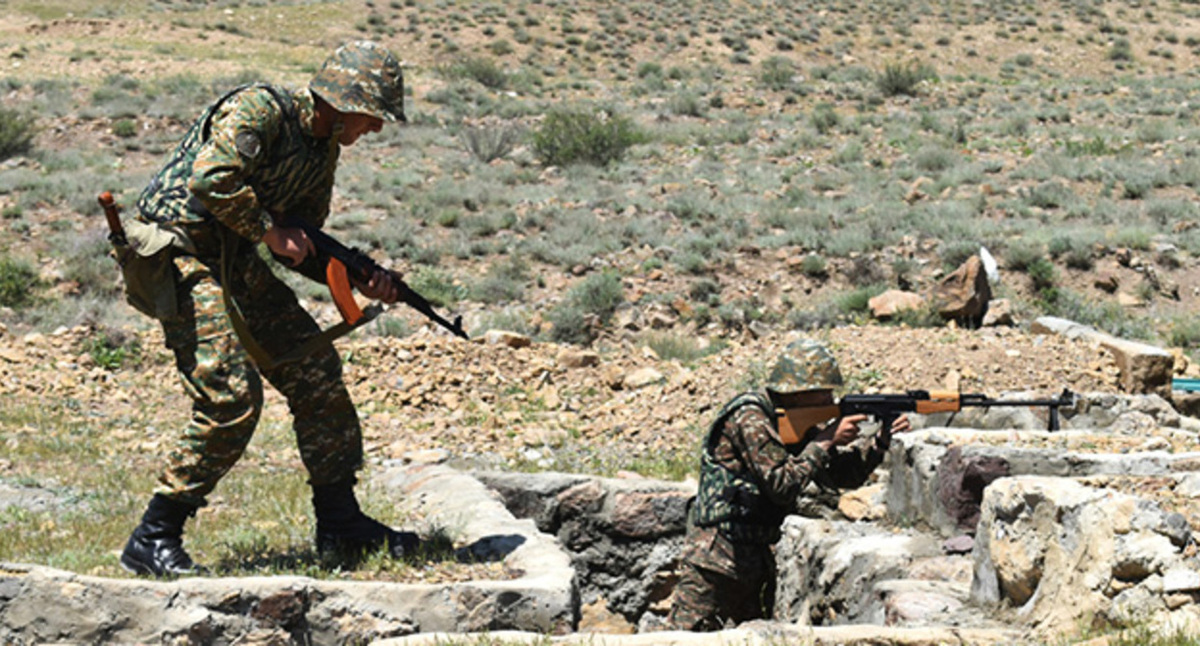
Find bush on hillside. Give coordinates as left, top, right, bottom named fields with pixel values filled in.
left=548, top=271, right=624, bottom=345
left=441, top=55, right=508, bottom=90
left=0, top=106, right=36, bottom=162
left=876, top=60, right=937, bottom=97
left=0, top=257, right=39, bottom=308
left=532, top=105, right=641, bottom=167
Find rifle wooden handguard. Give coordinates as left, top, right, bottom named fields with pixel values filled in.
left=913, top=391, right=962, bottom=414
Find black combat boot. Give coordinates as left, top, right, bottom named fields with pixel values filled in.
left=312, top=479, right=420, bottom=564
left=120, top=494, right=199, bottom=577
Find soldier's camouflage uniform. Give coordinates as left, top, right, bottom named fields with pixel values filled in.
left=135, top=83, right=358, bottom=507
left=667, top=391, right=887, bottom=631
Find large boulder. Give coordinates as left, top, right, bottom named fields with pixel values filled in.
left=932, top=255, right=991, bottom=326
left=971, top=476, right=1195, bottom=636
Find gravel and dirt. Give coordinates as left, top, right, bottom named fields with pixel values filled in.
left=0, top=314, right=1131, bottom=474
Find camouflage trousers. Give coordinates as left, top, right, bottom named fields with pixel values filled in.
left=152, top=236, right=362, bottom=507
left=668, top=523, right=776, bottom=632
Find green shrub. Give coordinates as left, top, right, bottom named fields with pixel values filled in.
left=84, top=330, right=141, bottom=370
left=836, top=285, right=885, bottom=315
left=787, top=299, right=842, bottom=330
left=639, top=330, right=726, bottom=364
left=688, top=278, right=721, bottom=305
left=673, top=251, right=708, bottom=275
left=939, top=241, right=978, bottom=271
left=548, top=271, right=624, bottom=345
left=0, top=257, right=39, bottom=308
left=1004, top=241, right=1043, bottom=271
left=0, top=106, right=36, bottom=161
left=1108, top=37, right=1134, bottom=62
left=810, top=103, right=839, bottom=135
left=442, top=55, right=508, bottom=90
left=1146, top=199, right=1197, bottom=226
left=1026, top=181, right=1073, bottom=209
left=61, top=233, right=121, bottom=297
left=914, top=145, right=959, bottom=173
left=1063, top=136, right=1114, bottom=157
left=800, top=254, right=828, bottom=279
left=488, top=39, right=514, bottom=56
left=532, top=105, right=641, bottom=167
left=890, top=303, right=944, bottom=328
left=666, top=90, right=705, bottom=117
left=1048, top=235, right=1095, bottom=270
left=1168, top=316, right=1200, bottom=349
left=636, top=62, right=663, bottom=79
left=1027, top=257, right=1057, bottom=293
left=468, top=255, right=529, bottom=304
left=112, top=119, right=137, bottom=138
left=406, top=266, right=464, bottom=308
left=876, top=60, right=937, bottom=97
left=1113, top=227, right=1153, bottom=250
left=759, top=56, right=795, bottom=91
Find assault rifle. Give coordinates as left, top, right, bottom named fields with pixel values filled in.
left=778, top=388, right=1077, bottom=448
left=284, top=217, right=468, bottom=339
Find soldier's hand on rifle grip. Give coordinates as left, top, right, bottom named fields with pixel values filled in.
left=873, top=414, right=912, bottom=452
left=355, top=267, right=402, bottom=303
left=264, top=225, right=315, bottom=267
left=889, top=415, right=913, bottom=436
left=814, top=413, right=867, bottom=451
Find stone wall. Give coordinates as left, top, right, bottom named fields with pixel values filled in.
left=475, top=471, right=694, bottom=632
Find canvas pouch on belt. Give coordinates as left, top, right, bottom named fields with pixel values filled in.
left=111, top=218, right=196, bottom=319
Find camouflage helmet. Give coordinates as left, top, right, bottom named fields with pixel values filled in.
left=310, top=41, right=406, bottom=122
left=765, top=338, right=843, bottom=395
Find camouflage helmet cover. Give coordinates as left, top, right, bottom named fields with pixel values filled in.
left=310, top=41, right=406, bottom=122
left=765, top=338, right=844, bottom=395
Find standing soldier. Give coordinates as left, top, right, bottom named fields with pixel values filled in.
left=667, top=338, right=911, bottom=630
left=119, top=41, right=419, bottom=576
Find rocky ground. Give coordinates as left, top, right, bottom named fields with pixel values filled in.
left=0, top=310, right=1134, bottom=473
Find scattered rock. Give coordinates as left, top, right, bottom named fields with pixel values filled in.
left=623, top=367, right=666, bottom=390
left=981, top=299, right=1014, bottom=327
left=484, top=330, right=533, bottom=349
left=1095, top=274, right=1120, bottom=293
left=557, top=349, right=600, bottom=368
left=868, top=290, right=925, bottom=321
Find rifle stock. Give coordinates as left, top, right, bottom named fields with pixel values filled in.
left=283, top=218, right=469, bottom=339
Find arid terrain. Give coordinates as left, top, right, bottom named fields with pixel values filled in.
left=2, top=0, right=1200, bottom=607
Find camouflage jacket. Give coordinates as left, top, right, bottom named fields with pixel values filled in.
left=136, top=84, right=339, bottom=247
left=693, top=391, right=886, bottom=544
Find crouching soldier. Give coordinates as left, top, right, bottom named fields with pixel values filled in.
left=667, top=338, right=911, bottom=630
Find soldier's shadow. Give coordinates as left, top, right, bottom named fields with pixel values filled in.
left=210, top=529, right=526, bottom=575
